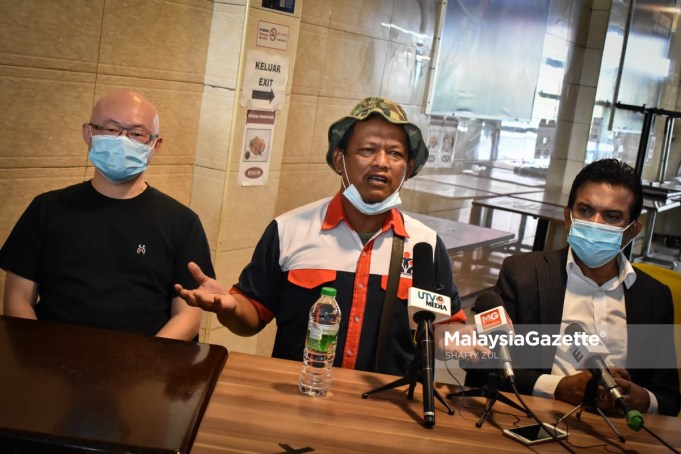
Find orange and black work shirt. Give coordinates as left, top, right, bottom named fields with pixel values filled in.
left=230, top=192, right=465, bottom=376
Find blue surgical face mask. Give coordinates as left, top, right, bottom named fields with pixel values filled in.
left=89, top=134, right=154, bottom=184
left=567, top=212, right=635, bottom=268
left=340, top=155, right=405, bottom=215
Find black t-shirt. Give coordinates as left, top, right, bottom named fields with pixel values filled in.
left=0, top=181, right=215, bottom=336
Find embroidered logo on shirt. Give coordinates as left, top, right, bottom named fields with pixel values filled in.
left=137, top=244, right=146, bottom=255
left=401, top=251, right=413, bottom=275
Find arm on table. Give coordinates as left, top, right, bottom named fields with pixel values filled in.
left=3, top=271, right=38, bottom=319
left=156, top=297, right=203, bottom=341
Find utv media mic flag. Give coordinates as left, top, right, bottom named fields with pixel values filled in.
left=407, top=288, right=451, bottom=329
left=407, top=242, right=450, bottom=329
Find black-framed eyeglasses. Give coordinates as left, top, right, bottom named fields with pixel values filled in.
left=88, top=123, right=158, bottom=145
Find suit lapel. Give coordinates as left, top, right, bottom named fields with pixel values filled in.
left=537, top=248, right=569, bottom=325
left=624, top=269, right=646, bottom=324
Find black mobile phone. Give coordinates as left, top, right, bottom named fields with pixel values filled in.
left=503, top=423, right=568, bottom=446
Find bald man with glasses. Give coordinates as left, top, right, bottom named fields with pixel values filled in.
left=0, top=90, right=214, bottom=341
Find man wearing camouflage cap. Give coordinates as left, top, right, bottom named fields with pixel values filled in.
left=176, top=97, right=465, bottom=376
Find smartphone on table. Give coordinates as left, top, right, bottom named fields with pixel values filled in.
left=503, top=423, right=568, bottom=445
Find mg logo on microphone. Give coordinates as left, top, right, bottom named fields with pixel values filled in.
left=480, top=308, right=502, bottom=330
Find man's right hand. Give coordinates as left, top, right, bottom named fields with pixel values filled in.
left=174, top=262, right=235, bottom=314
left=554, top=368, right=635, bottom=414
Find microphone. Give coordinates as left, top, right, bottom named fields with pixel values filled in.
left=407, top=243, right=450, bottom=330
left=408, top=242, right=443, bottom=428
left=473, top=292, right=515, bottom=383
left=564, top=323, right=643, bottom=431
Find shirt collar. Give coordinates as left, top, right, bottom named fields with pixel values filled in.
left=566, top=247, right=637, bottom=289
left=322, top=191, right=409, bottom=238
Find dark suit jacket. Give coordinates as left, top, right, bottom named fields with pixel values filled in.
left=468, top=247, right=680, bottom=416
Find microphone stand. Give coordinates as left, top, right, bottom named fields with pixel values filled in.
left=555, top=378, right=625, bottom=443
left=362, top=312, right=454, bottom=428
left=447, top=371, right=529, bottom=428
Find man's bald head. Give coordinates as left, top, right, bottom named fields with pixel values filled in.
left=90, top=90, right=160, bottom=135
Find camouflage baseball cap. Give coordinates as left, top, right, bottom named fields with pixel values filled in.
left=326, top=97, right=429, bottom=178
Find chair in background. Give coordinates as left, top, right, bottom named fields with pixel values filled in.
left=632, top=262, right=681, bottom=416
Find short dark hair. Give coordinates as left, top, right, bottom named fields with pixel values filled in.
left=567, top=158, right=643, bottom=221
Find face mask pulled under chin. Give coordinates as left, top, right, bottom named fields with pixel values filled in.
left=567, top=212, right=635, bottom=269
left=340, top=155, right=405, bottom=215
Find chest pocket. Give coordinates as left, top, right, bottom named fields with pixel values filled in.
left=380, top=274, right=411, bottom=300
left=288, top=269, right=337, bottom=289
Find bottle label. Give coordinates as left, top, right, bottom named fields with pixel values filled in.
left=307, top=322, right=339, bottom=353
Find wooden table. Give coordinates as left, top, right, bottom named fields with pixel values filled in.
left=193, top=351, right=681, bottom=453
left=0, top=315, right=228, bottom=453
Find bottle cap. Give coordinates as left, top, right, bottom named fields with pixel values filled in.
left=321, top=287, right=337, bottom=297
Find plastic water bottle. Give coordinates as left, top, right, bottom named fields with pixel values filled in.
left=298, top=287, right=341, bottom=396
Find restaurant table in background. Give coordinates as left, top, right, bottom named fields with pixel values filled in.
left=405, top=211, right=515, bottom=298
left=509, top=190, right=679, bottom=267
left=420, top=173, right=542, bottom=195
left=471, top=195, right=565, bottom=252
left=193, top=351, right=681, bottom=453
left=406, top=211, right=515, bottom=254
left=0, top=315, right=228, bottom=453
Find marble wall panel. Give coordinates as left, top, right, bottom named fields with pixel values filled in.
left=319, top=30, right=388, bottom=100
left=144, top=164, right=194, bottom=206
left=329, top=0, right=393, bottom=40
left=586, top=8, right=610, bottom=50
left=0, top=66, right=95, bottom=169
left=190, top=165, right=227, bottom=253
left=389, top=0, right=438, bottom=50
left=574, top=85, right=597, bottom=125
left=581, top=48, right=603, bottom=87
left=301, top=0, right=332, bottom=27
left=305, top=162, right=341, bottom=200
left=547, top=0, right=572, bottom=41
left=274, top=163, right=310, bottom=216
left=218, top=169, right=281, bottom=253
left=567, top=0, right=590, bottom=46
left=280, top=94, right=318, bottom=164
left=212, top=246, right=255, bottom=306
left=204, top=3, right=247, bottom=90
left=563, top=44, right=585, bottom=86
left=194, top=86, right=235, bottom=171
left=97, top=0, right=212, bottom=84
left=290, top=23, right=329, bottom=96
left=275, top=162, right=339, bottom=217
left=0, top=0, right=103, bottom=73
left=556, top=81, right=579, bottom=122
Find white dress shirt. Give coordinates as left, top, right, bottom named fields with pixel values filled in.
left=532, top=248, right=658, bottom=413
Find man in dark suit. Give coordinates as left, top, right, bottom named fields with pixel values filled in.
left=469, top=159, right=680, bottom=416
